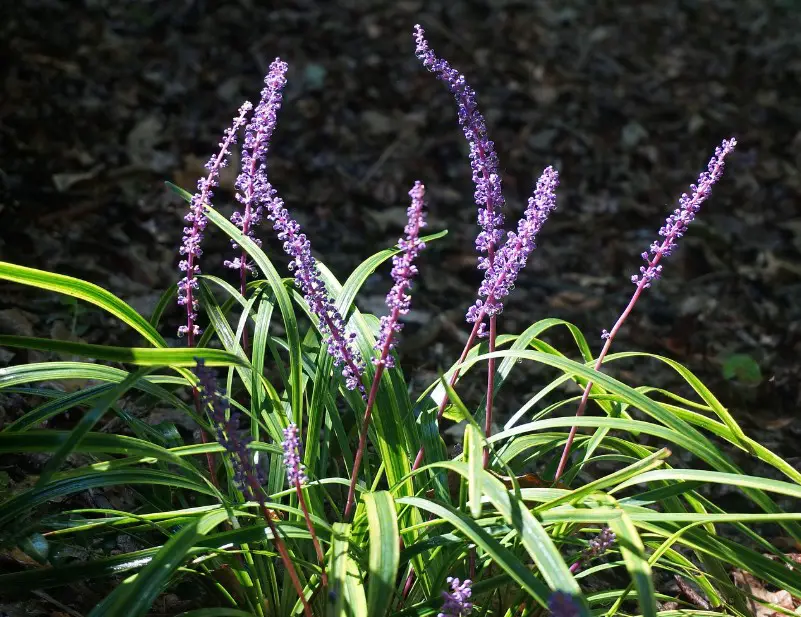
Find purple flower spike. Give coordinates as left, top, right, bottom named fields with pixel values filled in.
left=282, top=423, right=308, bottom=486
left=548, top=592, right=582, bottom=617
left=632, top=138, right=737, bottom=289
left=438, top=577, right=473, bottom=617
left=466, top=166, right=559, bottom=336
left=178, top=102, right=252, bottom=342
left=374, top=181, right=428, bottom=368
left=414, top=24, right=505, bottom=267
left=264, top=195, right=365, bottom=395
left=225, top=59, right=289, bottom=279
left=193, top=359, right=263, bottom=503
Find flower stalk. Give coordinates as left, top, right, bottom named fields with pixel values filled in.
left=179, top=103, right=251, bottom=484
left=225, top=59, right=288, bottom=352
left=411, top=167, right=559, bottom=471
left=553, top=138, right=737, bottom=482
left=345, top=182, right=427, bottom=519
left=282, top=423, right=327, bottom=587
left=192, top=361, right=313, bottom=617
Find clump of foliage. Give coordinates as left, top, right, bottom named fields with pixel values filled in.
left=1, top=24, right=800, bottom=617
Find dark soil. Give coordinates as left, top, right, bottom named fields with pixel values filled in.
left=2, top=0, right=801, bottom=612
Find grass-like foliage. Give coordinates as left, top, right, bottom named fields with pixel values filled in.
left=1, top=25, right=798, bottom=617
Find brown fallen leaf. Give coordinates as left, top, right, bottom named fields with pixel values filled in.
left=733, top=568, right=798, bottom=617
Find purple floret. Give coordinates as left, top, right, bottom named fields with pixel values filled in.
left=438, top=577, right=473, bottom=617
left=466, top=166, right=559, bottom=336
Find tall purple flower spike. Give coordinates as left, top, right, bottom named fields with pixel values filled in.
left=632, top=138, right=737, bottom=290
left=193, top=359, right=263, bottom=502
left=438, top=577, right=473, bottom=617
left=414, top=24, right=504, bottom=268
left=225, top=59, right=289, bottom=283
left=374, top=181, right=427, bottom=368
left=466, top=166, right=559, bottom=336
left=282, top=423, right=308, bottom=486
left=555, top=138, right=737, bottom=482
left=264, top=195, right=365, bottom=394
left=178, top=102, right=252, bottom=342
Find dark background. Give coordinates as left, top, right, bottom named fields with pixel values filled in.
left=2, top=0, right=801, bottom=471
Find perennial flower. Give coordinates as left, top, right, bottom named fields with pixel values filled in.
left=570, top=526, right=616, bottom=573
left=466, top=166, right=559, bottom=335
left=281, top=423, right=308, bottom=486
left=193, top=359, right=262, bottom=502
left=178, top=103, right=251, bottom=341
left=374, top=181, right=427, bottom=368
left=548, top=592, right=582, bottom=617
left=225, top=59, right=289, bottom=279
left=265, top=194, right=365, bottom=393
left=632, top=138, right=737, bottom=289
left=414, top=24, right=504, bottom=267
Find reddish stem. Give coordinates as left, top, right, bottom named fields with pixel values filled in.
left=411, top=318, right=483, bottom=471
left=260, top=504, right=314, bottom=617
left=483, top=315, right=497, bottom=468
left=553, top=250, right=665, bottom=483
left=192, top=387, right=220, bottom=489
left=344, top=304, right=400, bottom=518
left=295, top=479, right=327, bottom=587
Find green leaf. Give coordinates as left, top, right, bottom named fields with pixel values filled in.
left=464, top=424, right=484, bottom=519
left=90, top=509, right=230, bottom=617
left=0, top=261, right=165, bottom=347
left=397, top=496, right=552, bottom=605
left=430, top=461, right=579, bottom=595
left=608, top=511, right=657, bottom=617
left=721, top=353, right=762, bottom=385
left=0, top=336, right=247, bottom=367
left=329, top=522, right=367, bottom=617
left=364, top=492, right=400, bottom=617
left=0, top=470, right=216, bottom=530
left=37, top=367, right=154, bottom=485
left=203, top=206, right=304, bottom=423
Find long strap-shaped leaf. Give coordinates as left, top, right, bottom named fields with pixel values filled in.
left=36, top=367, right=153, bottom=485
left=0, top=335, right=245, bottom=367
left=89, top=509, right=230, bottom=617
left=329, top=522, right=368, bottom=617
left=364, top=491, right=400, bottom=616
left=0, top=261, right=166, bottom=347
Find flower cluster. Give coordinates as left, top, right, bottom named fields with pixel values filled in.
left=570, top=526, right=616, bottom=573
left=282, top=423, right=308, bottom=486
left=466, top=166, right=559, bottom=335
left=225, top=59, right=289, bottom=277
left=178, top=103, right=251, bottom=340
left=438, top=577, right=473, bottom=617
left=414, top=24, right=504, bottom=267
left=265, top=195, right=365, bottom=393
left=632, top=138, right=737, bottom=288
left=374, top=181, right=427, bottom=368
left=548, top=592, right=582, bottom=617
left=193, top=359, right=262, bottom=502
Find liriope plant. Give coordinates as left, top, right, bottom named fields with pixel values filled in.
left=0, top=23, right=799, bottom=617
